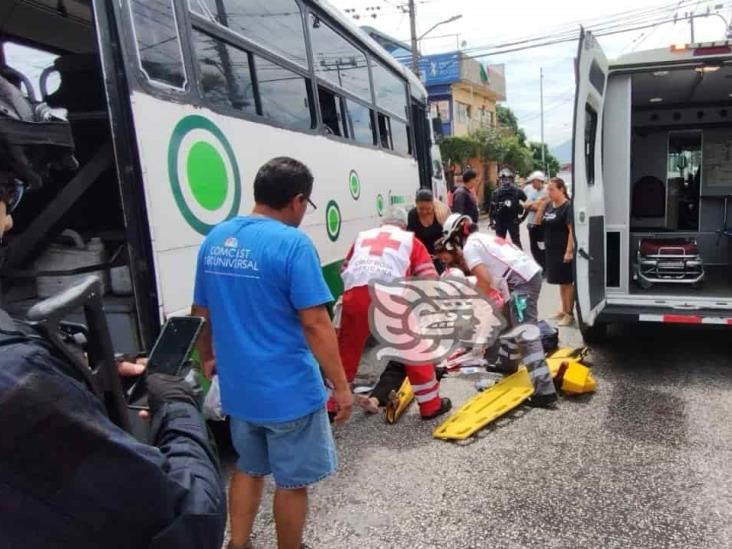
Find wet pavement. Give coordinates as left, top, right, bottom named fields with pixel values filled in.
left=222, top=225, right=732, bottom=549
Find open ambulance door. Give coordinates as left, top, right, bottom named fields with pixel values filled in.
left=571, top=29, right=608, bottom=338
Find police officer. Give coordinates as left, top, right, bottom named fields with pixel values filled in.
left=0, top=179, right=226, bottom=548
left=490, top=168, right=527, bottom=249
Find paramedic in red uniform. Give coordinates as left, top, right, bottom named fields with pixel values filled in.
left=336, top=207, right=452, bottom=419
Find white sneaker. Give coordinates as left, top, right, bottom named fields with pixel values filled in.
left=557, top=314, right=575, bottom=327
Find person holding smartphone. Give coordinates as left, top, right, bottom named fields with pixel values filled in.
left=0, top=169, right=226, bottom=549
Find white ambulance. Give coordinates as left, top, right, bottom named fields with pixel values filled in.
left=572, top=31, right=732, bottom=341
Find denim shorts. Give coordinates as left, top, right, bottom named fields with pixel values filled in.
left=229, top=407, right=337, bottom=489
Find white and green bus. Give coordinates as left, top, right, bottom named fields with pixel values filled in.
left=0, top=0, right=440, bottom=353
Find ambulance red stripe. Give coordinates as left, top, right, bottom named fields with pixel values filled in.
left=638, top=314, right=732, bottom=325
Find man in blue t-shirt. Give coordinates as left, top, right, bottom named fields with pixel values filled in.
left=192, top=157, right=352, bottom=549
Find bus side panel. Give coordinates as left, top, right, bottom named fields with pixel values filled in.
left=126, top=93, right=420, bottom=316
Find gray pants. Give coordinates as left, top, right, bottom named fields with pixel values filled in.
left=496, top=273, right=556, bottom=397
left=507, top=271, right=542, bottom=325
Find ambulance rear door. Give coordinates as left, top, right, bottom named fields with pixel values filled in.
left=572, top=29, right=608, bottom=330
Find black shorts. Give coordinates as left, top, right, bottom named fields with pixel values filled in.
left=546, top=253, right=573, bottom=285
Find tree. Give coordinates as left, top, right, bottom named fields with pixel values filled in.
left=503, top=135, right=534, bottom=175
left=439, top=136, right=478, bottom=166
left=496, top=104, right=527, bottom=146
left=528, top=141, right=561, bottom=177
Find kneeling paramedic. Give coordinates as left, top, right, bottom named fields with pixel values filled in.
left=440, top=214, right=558, bottom=407
left=0, top=183, right=226, bottom=549
left=336, top=207, right=451, bottom=419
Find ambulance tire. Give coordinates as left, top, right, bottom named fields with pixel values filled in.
left=581, top=322, right=607, bottom=345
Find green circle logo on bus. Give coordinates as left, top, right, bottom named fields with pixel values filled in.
left=376, top=194, right=385, bottom=216
left=325, top=200, right=341, bottom=242
left=348, top=170, right=361, bottom=200
left=168, top=115, right=242, bottom=235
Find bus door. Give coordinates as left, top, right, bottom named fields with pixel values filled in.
left=572, top=29, right=608, bottom=330
left=411, top=99, right=431, bottom=189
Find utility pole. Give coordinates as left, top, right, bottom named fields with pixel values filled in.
left=408, top=0, right=420, bottom=77
left=687, top=11, right=696, bottom=42
left=540, top=67, right=546, bottom=175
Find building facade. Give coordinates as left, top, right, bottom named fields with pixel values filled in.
left=419, top=52, right=506, bottom=138
left=362, top=27, right=506, bottom=138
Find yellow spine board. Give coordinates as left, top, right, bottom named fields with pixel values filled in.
left=433, top=348, right=596, bottom=441
left=385, top=377, right=415, bottom=424
left=433, top=367, right=534, bottom=440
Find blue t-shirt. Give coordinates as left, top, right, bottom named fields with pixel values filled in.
left=193, top=216, right=333, bottom=422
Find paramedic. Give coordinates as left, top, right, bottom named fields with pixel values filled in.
left=338, top=206, right=452, bottom=419
left=490, top=168, right=527, bottom=249
left=441, top=214, right=558, bottom=407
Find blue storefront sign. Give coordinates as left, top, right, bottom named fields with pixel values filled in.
left=419, top=53, right=460, bottom=86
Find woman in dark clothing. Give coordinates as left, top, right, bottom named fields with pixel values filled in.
left=408, top=187, right=443, bottom=248
left=542, top=177, right=575, bottom=327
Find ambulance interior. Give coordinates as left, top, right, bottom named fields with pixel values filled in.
left=0, top=1, right=146, bottom=353
left=602, top=59, right=732, bottom=302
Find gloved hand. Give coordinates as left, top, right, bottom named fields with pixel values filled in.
left=147, top=368, right=203, bottom=415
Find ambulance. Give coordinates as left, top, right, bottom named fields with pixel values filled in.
left=572, top=31, right=732, bottom=341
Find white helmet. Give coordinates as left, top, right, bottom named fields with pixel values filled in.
left=442, top=213, right=474, bottom=246
left=527, top=170, right=546, bottom=183
left=499, top=168, right=514, bottom=179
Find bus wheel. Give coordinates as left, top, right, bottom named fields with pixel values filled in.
left=581, top=322, right=607, bottom=344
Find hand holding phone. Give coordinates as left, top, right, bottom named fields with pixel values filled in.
left=128, top=316, right=205, bottom=408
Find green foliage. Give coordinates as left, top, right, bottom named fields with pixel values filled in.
left=470, top=112, right=532, bottom=176
left=529, top=141, right=561, bottom=177
left=496, top=104, right=527, bottom=146
left=439, top=136, right=478, bottom=165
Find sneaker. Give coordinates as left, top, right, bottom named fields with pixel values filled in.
left=526, top=393, right=559, bottom=409
left=557, top=314, right=575, bottom=327
left=420, top=397, right=452, bottom=420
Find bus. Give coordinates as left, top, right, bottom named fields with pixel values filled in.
left=0, top=0, right=440, bottom=354
left=572, top=31, right=732, bottom=341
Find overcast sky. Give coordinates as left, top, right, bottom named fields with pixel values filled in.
left=331, top=0, right=731, bottom=151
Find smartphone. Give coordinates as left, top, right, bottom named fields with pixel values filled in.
left=128, top=316, right=205, bottom=408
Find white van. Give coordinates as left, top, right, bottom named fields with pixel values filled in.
left=572, top=31, right=732, bottom=341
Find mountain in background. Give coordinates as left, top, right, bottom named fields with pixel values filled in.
left=551, top=139, right=572, bottom=163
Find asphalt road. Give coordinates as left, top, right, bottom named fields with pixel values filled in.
left=222, top=225, right=732, bottom=549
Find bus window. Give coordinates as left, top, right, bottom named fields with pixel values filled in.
left=377, top=114, right=393, bottom=150
left=254, top=56, right=314, bottom=130
left=391, top=119, right=411, bottom=156
left=309, top=14, right=371, bottom=102
left=130, top=0, right=187, bottom=89
left=193, top=30, right=256, bottom=114
left=370, top=62, right=407, bottom=119
left=318, top=87, right=347, bottom=137
left=189, top=0, right=308, bottom=68
left=345, top=99, right=375, bottom=146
